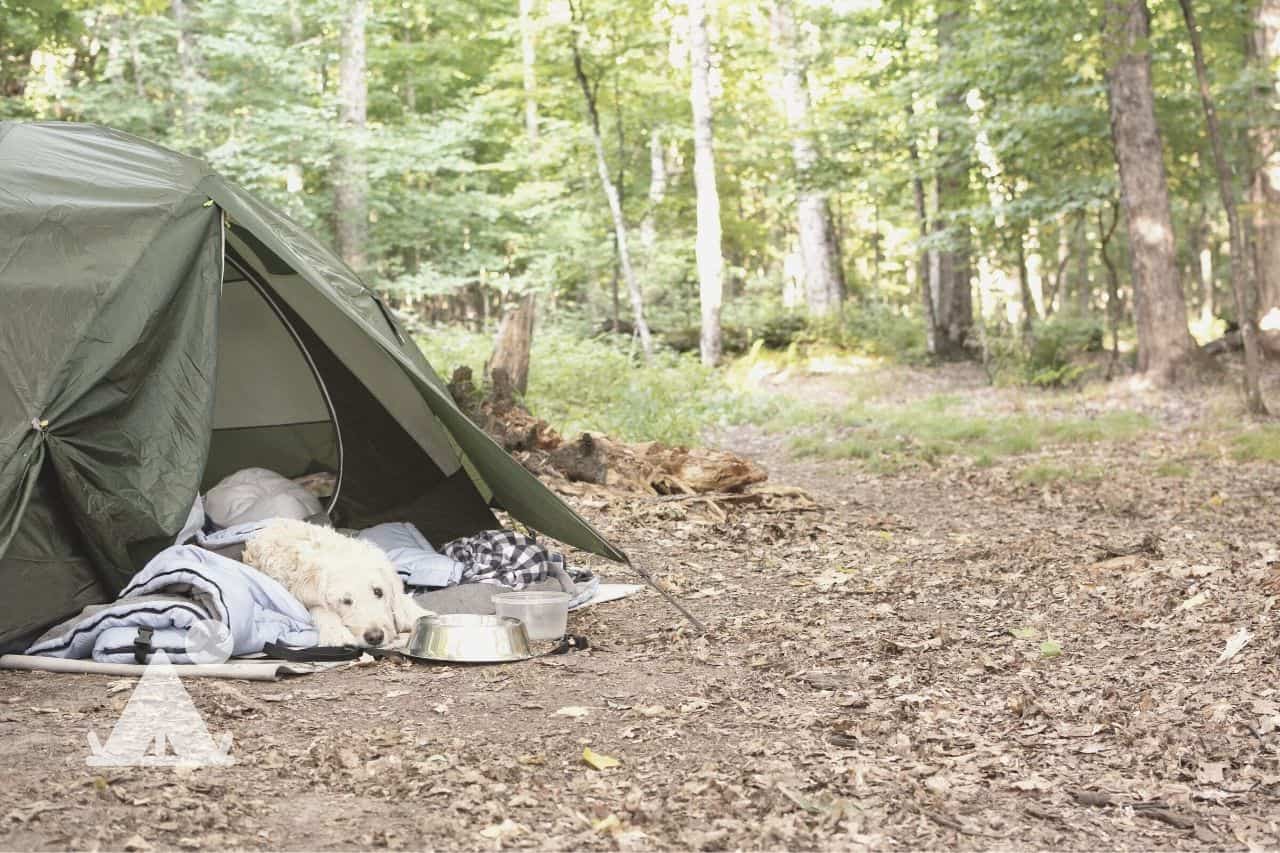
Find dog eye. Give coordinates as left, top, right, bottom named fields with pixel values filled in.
left=340, top=596, right=353, bottom=607
left=373, top=587, right=384, bottom=599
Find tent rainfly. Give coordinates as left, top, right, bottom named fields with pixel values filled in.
left=0, top=121, right=633, bottom=652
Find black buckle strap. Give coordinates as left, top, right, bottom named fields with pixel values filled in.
left=260, top=641, right=363, bottom=662
left=133, top=628, right=154, bottom=664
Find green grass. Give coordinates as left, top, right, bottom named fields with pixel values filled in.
left=1017, top=464, right=1104, bottom=486
left=780, top=393, right=1152, bottom=469
left=1155, top=460, right=1192, bottom=478
left=416, top=325, right=776, bottom=446
left=1230, top=425, right=1280, bottom=462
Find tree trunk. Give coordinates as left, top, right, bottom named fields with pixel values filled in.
left=1178, top=0, right=1266, bottom=413
left=772, top=0, right=843, bottom=316
left=519, top=0, right=539, bottom=147
left=933, top=2, right=974, bottom=357
left=334, top=0, right=369, bottom=274
left=1104, top=0, right=1198, bottom=383
left=402, top=25, right=416, bottom=113
left=1015, top=228, right=1037, bottom=336
left=688, top=0, right=724, bottom=366
left=287, top=0, right=303, bottom=43
left=1073, top=212, right=1091, bottom=314
left=170, top=0, right=203, bottom=139
left=127, top=24, right=146, bottom=98
left=1099, top=202, right=1124, bottom=377
left=489, top=294, right=536, bottom=395
left=571, top=33, right=653, bottom=360
left=1251, top=0, right=1280, bottom=323
left=908, top=113, right=939, bottom=356
left=640, top=127, right=667, bottom=265
left=1200, top=237, right=1216, bottom=329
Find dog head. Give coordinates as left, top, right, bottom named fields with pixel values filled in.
left=278, top=528, right=408, bottom=647
left=245, top=520, right=429, bottom=648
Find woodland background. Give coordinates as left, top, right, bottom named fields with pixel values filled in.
left=4, top=0, right=1280, bottom=432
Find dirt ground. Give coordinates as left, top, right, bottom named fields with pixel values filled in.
left=2, top=361, right=1279, bottom=851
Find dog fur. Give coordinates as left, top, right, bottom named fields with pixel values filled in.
left=242, top=519, right=431, bottom=648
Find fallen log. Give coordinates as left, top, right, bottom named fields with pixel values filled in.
left=447, top=366, right=768, bottom=495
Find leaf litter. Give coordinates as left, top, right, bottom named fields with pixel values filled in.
left=2, top=364, right=1280, bottom=850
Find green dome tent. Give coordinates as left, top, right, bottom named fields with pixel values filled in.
left=0, top=121, right=628, bottom=651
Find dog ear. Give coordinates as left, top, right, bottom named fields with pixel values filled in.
left=383, top=564, right=417, bottom=633
left=291, top=557, right=328, bottom=609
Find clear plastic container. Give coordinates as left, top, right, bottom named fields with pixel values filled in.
left=492, top=590, right=571, bottom=641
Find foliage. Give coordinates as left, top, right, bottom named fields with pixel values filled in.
left=985, top=316, right=1108, bottom=387
left=417, top=326, right=775, bottom=445
left=0, top=0, right=1262, bottom=411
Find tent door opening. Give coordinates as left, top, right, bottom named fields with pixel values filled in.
left=205, top=251, right=345, bottom=512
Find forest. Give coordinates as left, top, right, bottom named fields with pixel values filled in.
left=3, top=1, right=1280, bottom=850
left=6, top=0, right=1279, bottom=399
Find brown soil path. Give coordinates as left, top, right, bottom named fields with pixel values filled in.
left=1, top=363, right=1278, bottom=850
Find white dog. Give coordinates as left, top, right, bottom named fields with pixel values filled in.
left=243, top=519, right=431, bottom=648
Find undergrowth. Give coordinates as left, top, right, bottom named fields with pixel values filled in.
left=776, top=392, right=1151, bottom=470
left=416, top=326, right=775, bottom=445
left=1229, top=425, right=1280, bottom=462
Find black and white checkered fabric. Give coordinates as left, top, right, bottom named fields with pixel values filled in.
left=442, top=530, right=566, bottom=589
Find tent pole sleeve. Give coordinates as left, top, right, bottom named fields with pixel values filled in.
left=624, top=559, right=706, bottom=634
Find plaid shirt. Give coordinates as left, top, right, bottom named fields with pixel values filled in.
left=443, top=530, right=566, bottom=589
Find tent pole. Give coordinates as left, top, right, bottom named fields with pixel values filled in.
left=224, top=250, right=346, bottom=514
left=625, top=560, right=706, bottom=634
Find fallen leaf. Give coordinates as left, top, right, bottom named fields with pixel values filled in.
left=1215, top=628, right=1251, bottom=665
left=813, top=568, right=853, bottom=593
left=582, top=746, right=621, bottom=770
left=1179, top=592, right=1209, bottom=611
left=479, top=819, right=525, bottom=841
left=593, top=814, right=623, bottom=834
left=1196, top=761, right=1227, bottom=784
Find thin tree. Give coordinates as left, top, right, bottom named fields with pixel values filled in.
left=569, top=6, right=653, bottom=360
left=1250, top=0, right=1280, bottom=323
left=639, top=127, right=666, bottom=263
left=170, top=0, right=203, bottom=141
left=932, top=0, right=974, bottom=358
left=334, top=0, right=369, bottom=273
left=490, top=0, right=543, bottom=394
left=907, top=101, right=939, bottom=356
left=1177, top=0, right=1266, bottom=413
left=687, top=0, right=724, bottom=366
left=772, top=0, right=844, bottom=316
left=1103, top=0, right=1198, bottom=383
left=520, top=0, right=539, bottom=146
left=1098, top=201, right=1124, bottom=378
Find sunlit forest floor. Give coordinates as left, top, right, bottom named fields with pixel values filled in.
left=2, top=355, right=1279, bottom=850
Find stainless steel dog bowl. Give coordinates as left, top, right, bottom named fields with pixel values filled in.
left=406, top=614, right=533, bottom=663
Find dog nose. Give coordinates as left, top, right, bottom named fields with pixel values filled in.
left=363, top=628, right=385, bottom=646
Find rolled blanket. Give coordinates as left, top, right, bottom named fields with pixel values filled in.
left=27, top=546, right=316, bottom=664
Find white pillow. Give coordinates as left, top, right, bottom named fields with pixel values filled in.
left=205, top=467, right=324, bottom=528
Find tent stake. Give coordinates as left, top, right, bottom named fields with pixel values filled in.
left=625, top=559, right=707, bottom=634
